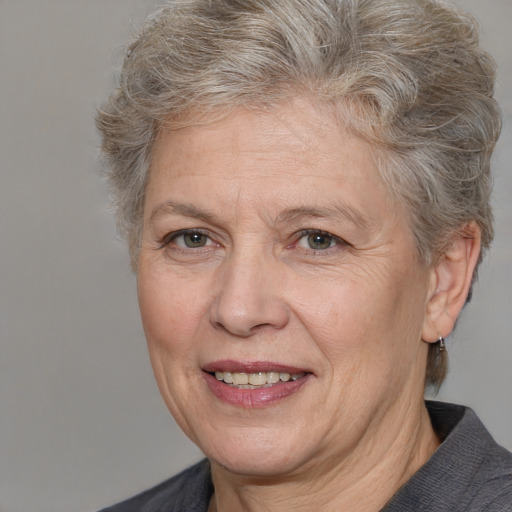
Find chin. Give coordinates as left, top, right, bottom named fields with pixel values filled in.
left=211, top=453, right=306, bottom=479
left=202, top=427, right=315, bottom=478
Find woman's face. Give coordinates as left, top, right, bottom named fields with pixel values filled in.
left=138, top=99, right=434, bottom=478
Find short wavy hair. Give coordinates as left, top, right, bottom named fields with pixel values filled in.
left=96, top=0, right=501, bottom=387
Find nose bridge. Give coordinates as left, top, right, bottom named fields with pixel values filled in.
left=209, top=243, right=289, bottom=337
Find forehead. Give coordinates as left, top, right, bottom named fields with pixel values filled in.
left=151, top=100, right=381, bottom=183
left=146, top=99, right=398, bottom=229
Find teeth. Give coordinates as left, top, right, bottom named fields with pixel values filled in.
left=249, top=372, right=267, bottom=386
left=212, top=371, right=306, bottom=387
left=232, top=373, right=249, bottom=385
left=267, top=371, right=280, bottom=384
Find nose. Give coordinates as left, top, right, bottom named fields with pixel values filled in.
left=209, top=251, right=290, bottom=337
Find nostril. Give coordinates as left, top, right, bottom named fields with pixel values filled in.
left=210, top=318, right=256, bottom=337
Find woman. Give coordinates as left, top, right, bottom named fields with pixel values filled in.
left=96, top=0, right=512, bottom=510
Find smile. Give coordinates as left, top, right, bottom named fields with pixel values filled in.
left=212, top=371, right=306, bottom=388
left=202, top=363, right=312, bottom=407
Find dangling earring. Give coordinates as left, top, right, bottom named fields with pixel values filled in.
left=438, top=335, right=445, bottom=352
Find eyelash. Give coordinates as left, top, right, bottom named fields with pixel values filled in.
left=159, top=228, right=348, bottom=254
left=292, top=229, right=347, bottom=253
left=160, top=229, right=214, bottom=250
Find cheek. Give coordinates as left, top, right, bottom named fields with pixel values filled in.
left=289, top=261, right=428, bottom=368
left=137, top=268, right=209, bottom=357
left=137, top=268, right=211, bottom=439
left=289, top=268, right=393, bottom=342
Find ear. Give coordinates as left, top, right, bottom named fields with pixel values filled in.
left=422, top=222, right=481, bottom=343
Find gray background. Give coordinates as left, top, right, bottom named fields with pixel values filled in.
left=0, top=1, right=510, bottom=511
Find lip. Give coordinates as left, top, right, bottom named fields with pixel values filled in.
left=202, top=360, right=310, bottom=374
left=202, top=360, right=313, bottom=408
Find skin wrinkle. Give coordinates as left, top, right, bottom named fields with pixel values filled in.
left=137, top=100, right=445, bottom=511
left=275, top=205, right=369, bottom=232
left=150, top=201, right=222, bottom=226
left=210, top=401, right=434, bottom=511
left=149, top=201, right=372, bottom=252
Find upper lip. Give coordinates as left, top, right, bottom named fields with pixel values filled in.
left=202, top=360, right=311, bottom=375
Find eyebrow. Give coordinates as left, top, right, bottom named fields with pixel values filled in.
left=149, top=200, right=369, bottom=230
left=149, top=200, right=221, bottom=225
left=276, top=205, right=369, bottom=230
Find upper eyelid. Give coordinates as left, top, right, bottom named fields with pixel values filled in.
left=295, top=229, right=344, bottom=243
left=291, top=229, right=350, bottom=251
left=160, top=228, right=213, bottom=247
left=159, top=227, right=347, bottom=248
left=297, top=229, right=335, bottom=236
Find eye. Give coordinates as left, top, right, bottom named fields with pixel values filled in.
left=296, top=230, right=339, bottom=251
left=163, top=229, right=214, bottom=249
left=180, top=232, right=209, bottom=248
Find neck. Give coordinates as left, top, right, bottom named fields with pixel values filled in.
left=208, top=399, right=439, bottom=512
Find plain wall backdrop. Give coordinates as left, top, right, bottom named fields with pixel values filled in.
left=0, top=1, right=510, bottom=511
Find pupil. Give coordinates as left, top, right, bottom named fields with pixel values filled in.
left=308, top=233, right=332, bottom=250
left=185, top=232, right=206, bottom=247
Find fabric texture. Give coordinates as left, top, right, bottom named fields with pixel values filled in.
left=99, top=402, right=512, bottom=511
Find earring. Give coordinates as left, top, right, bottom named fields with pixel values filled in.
left=438, top=335, right=445, bottom=352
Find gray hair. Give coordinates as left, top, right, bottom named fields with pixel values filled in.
left=96, top=0, right=501, bottom=387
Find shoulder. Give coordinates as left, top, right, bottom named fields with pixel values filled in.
left=468, top=468, right=512, bottom=512
left=98, top=459, right=213, bottom=512
left=430, top=402, right=512, bottom=511
left=465, top=435, right=512, bottom=511
left=384, top=402, right=512, bottom=512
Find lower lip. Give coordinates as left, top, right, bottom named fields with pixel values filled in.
left=203, top=372, right=311, bottom=408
